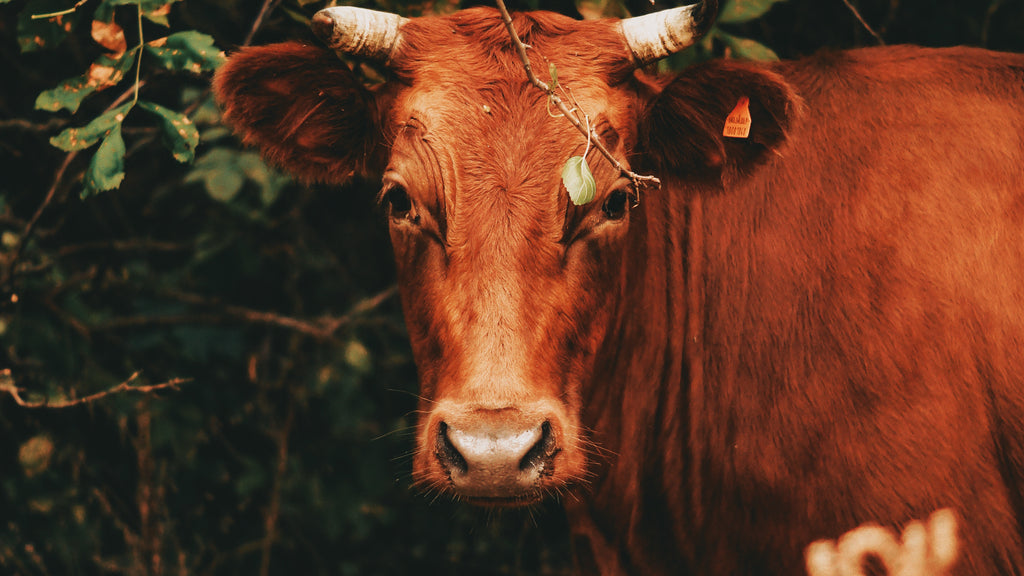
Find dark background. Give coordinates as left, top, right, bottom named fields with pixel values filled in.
left=1, top=0, right=1021, bottom=574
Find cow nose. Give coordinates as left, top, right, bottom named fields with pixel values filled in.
left=436, top=418, right=557, bottom=498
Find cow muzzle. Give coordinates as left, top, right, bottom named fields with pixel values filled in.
left=427, top=406, right=564, bottom=503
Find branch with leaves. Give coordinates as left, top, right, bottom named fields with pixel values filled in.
left=494, top=0, right=660, bottom=203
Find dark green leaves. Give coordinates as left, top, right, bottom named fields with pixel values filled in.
left=718, top=0, right=789, bottom=25
left=185, top=148, right=290, bottom=205
left=16, top=0, right=78, bottom=52
left=146, top=32, right=226, bottom=74
left=84, top=123, right=127, bottom=192
left=139, top=101, right=199, bottom=163
left=94, top=0, right=182, bottom=26
left=714, top=0, right=787, bottom=60
left=716, top=29, right=779, bottom=61
left=25, top=0, right=224, bottom=197
left=50, top=102, right=133, bottom=152
left=35, top=50, right=139, bottom=114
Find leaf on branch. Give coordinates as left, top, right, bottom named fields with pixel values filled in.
left=50, top=101, right=133, bottom=151
left=83, top=123, right=127, bottom=194
left=561, top=155, right=596, bottom=206
left=35, top=50, right=138, bottom=113
left=17, top=0, right=77, bottom=52
left=715, top=29, right=779, bottom=61
left=548, top=62, right=559, bottom=90
left=96, top=0, right=181, bottom=26
left=718, top=0, right=789, bottom=25
left=138, top=101, right=199, bottom=163
left=146, top=31, right=226, bottom=74
left=91, top=19, right=127, bottom=55
left=185, top=148, right=290, bottom=205
left=18, top=434, right=55, bottom=477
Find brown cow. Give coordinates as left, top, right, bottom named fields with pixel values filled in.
left=214, top=2, right=1024, bottom=574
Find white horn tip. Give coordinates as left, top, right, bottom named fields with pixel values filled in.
left=312, top=6, right=407, bottom=62
left=620, top=3, right=703, bottom=65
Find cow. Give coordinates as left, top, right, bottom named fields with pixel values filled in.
left=213, top=1, right=1024, bottom=574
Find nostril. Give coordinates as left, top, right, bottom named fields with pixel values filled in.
left=436, top=422, right=468, bottom=475
left=519, top=421, right=557, bottom=472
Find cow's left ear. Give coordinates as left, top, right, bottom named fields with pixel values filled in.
left=214, top=42, right=391, bottom=185
left=640, top=60, right=802, bottom=186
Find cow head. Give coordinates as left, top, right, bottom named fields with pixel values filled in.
left=214, top=1, right=795, bottom=505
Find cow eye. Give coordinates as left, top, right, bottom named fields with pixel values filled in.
left=602, top=189, right=630, bottom=220
left=382, top=184, right=413, bottom=219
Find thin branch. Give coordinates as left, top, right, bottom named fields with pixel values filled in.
left=2, top=80, right=146, bottom=291
left=0, top=118, right=67, bottom=133
left=494, top=0, right=660, bottom=192
left=91, top=285, right=399, bottom=339
left=841, top=0, right=885, bottom=45
left=31, top=0, right=90, bottom=20
left=259, top=398, right=294, bottom=576
left=243, top=0, right=284, bottom=47
left=1, top=369, right=188, bottom=409
left=319, top=286, right=399, bottom=335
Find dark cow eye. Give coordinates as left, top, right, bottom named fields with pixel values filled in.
left=602, top=189, right=630, bottom=220
left=382, top=184, right=413, bottom=219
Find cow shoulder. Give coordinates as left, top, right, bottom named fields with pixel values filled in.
left=213, top=42, right=392, bottom=184
left=640, top=59, right=802, bottom=187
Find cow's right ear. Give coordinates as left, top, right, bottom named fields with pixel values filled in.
left=640, top=60, right=802, bottom=187
left=213, top=42, right=388, bottom=184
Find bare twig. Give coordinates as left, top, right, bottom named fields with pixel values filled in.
left=0, top=118, right=67, bottom=133
left=0, top=369, right=188, bottom=409
left=494, top=0, right=660, bottom=192
left=243, top=0, right=284, bottom=47
left=31, top=0, right=90, bottom=19
left=259, top=398, right=294, bottom=576
left=841, top=0, right=885, bottom=45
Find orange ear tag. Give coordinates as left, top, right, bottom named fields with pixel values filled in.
left=723, top=96, right=752, bottom=139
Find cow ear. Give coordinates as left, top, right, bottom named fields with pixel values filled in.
left=640, top=60, right=801, bottom=187
left=213, top=42, right=388, bottom=185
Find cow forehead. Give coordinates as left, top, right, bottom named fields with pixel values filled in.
left=388, top=81, right=621, bottom=244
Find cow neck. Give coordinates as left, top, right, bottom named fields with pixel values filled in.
left=570, top=182, right=701, bottom=573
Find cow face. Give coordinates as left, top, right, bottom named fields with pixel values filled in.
left=215, top=3, right=806, bottom=505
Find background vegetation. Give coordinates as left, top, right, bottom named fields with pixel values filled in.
left=1, top=0, right=1021, bottom=574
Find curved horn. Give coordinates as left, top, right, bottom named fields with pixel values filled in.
left=620, top=0, right=717, bottom=66
left=312, top=6, right=407, bottom=63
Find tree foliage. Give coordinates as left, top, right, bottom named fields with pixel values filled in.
left=1, top=0, right=1021, bottom=574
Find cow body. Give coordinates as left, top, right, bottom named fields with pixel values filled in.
left=572, top=45, right=1024, bottom=575
left=214, top=7, right=1024, bottom=575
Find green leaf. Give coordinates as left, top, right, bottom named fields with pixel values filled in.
left=718, top=0, right=789, bottom=25
left=236, top=152, right=290, bottom=206
left=138, top=101, right=199, bottom=162
left=17, top=0, right=78, bottom=53
left=186, top=148, right=289, bottom=205
left=96, top=0, right=181, bottom=26
left=184, top=148, right=244, bottom=202
left=715, top=29, right=779, bottom=61
left=83, top=123, right=126, bottom=194
left=49, top=102, right=133, bottom=151
left=344, top=340, right=372, bottom=375
left=35, top=76, right=98, bottom=115
left=561, top=155, right=596, bottom=206
left=19, top=435, right=55, bottom=477
left=146, top=31, right=226, bottom=74
left=35, top=50, right=138, bottom=114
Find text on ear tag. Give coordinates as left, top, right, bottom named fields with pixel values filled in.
left=723, top=96, right=752, bottom=139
